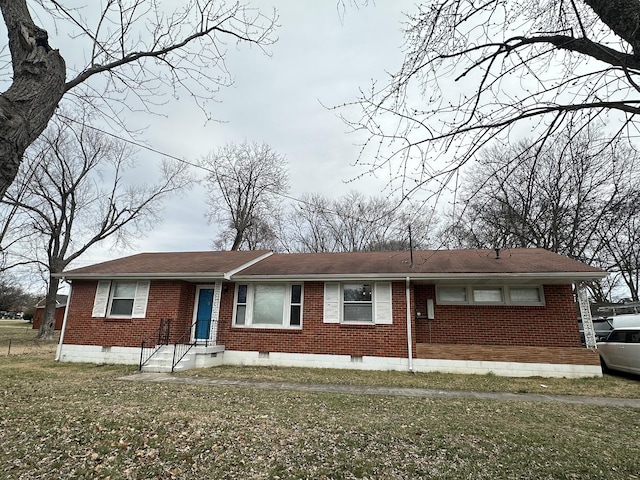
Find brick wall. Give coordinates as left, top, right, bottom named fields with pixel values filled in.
left=32, top=306, right=65, bottom=330
left=64, top=279, right=583, bottom=357
left=218, top=281, right=415, bottom=358
left=416, top=344, right=600, bottom=365
left=413, top=284, right=582, bottom=347
left=63, top=280, right=196, bottom=348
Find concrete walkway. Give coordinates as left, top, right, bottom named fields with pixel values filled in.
left=120, top=372, right=640, bottom=408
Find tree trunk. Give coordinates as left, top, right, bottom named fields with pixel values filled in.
left=0, top=0, right=66, bottom=198
left=231, top=231, right=243, bottom=251
left=38, top=274, right=59, bottom=340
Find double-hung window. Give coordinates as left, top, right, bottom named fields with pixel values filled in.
left=234, top=283, right=303, bottom=328
left=343, top=284, right=373, bottom=322
left=109, top=281, right=138, bottom=316
left=91, top=280, right=150, bottom=318
left=323, top=282, right=392, bottom=324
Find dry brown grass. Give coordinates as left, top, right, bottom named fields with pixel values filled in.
left=0, top=324, right=59, bottom=356
left=1, top=353, right=639, bottom=479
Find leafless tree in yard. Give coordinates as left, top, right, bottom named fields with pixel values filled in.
left=343, top=1, right=640, bottom=199
left=0, top=0, right=276, bottom=199
left=2, top=110, right=192, bottom=339
left=282, top=191, right=437, bottom=253
left=201, top=141, right=289, bottom=251
left=438, top=125, right=640, bottom=301
left=600, top=195, right=640, bottom=301
left=0, top=176, right=32, bottom=272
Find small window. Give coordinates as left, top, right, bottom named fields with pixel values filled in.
left=509, top=287, right=543, bottom=304
left=109, top=281, right=137, bottom=316
left=437, top=286, right=468, bottom=304
left=290, top=284, right=302, bottom=326
left=343, top=284, right=373, bottom=322
left=236, top=285, right=248, bottom=325
left=472, top=288, right=503, bottom=303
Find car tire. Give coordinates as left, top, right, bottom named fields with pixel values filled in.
left=599, top=356, right=610, bottom=374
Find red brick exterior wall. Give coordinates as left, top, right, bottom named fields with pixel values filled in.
left=416, top=344, right=600, bottom=365
left=32, top=306, right=65, bottom=330
left=63, top=280, right=196, bottom=347
left=64, top=279, right=582, bottom=356
left=413, top=284, right=581, bottom=347
left=217, top=281, right=414, bottom=358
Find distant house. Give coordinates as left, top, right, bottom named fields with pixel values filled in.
left=55, top=248, right=607, bottom=377
left=33, top=295, right=68, bottom=330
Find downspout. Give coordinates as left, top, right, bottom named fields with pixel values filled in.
left=405, top=276, right=414, bottom=372
left=55, top=278, right=72, bottom=362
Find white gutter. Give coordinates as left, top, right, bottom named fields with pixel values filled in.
left=55, top=278, right=72, bottom=362
left=405, top=276, right=414, bottom=372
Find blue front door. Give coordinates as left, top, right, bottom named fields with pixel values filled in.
left=195, top=288, right=214, bottom=341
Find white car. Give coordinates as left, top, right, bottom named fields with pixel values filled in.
left=597, top=327, right=640, bottom=375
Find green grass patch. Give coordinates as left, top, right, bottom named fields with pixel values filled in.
left=1, top=355, right=639, bottom=479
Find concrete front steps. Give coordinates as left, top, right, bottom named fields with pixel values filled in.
left=141, top=344, right=225, bottom=373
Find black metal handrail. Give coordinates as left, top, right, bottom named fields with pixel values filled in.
left=138, top=318, right=171, bottom=370
left=171, top=319, right=214, bottom=372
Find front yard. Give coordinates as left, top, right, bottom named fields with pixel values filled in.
left=1, top=332, right=639, bottom=479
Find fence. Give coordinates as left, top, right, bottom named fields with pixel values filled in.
left=0, top=323, right=60, bottom=357
left=2, top=338, right=58, bottom=356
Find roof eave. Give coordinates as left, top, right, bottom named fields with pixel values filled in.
left=230, top=271, right=608, bottom=282
left=56, top=272, right=228, bottom=281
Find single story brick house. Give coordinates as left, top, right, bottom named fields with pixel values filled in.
left=55, top=248, right=607, bottom=377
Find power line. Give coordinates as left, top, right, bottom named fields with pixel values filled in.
left=54, top=113, right=438, bottom=242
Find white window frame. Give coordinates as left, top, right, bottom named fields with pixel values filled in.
left=471, top=287, right=504, bottom=305
left=323, top=282, right=393, bottom=325
left=436, top=286, right=468, bottom=304
left=342, top=283, right=373, bottom=323
left=92, top=280, right=150, bottom=319
left=506, top=286, right=545, bottom=306
left=436, top=285, right=545, bottom=306
left=233, top=283, right=303, bottom=329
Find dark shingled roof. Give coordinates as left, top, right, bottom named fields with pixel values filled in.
left=234, top=249, right=604, bottom=277
left=61, top=248, right=605, bottom=281
left=63, top=251, right=271, bottom=277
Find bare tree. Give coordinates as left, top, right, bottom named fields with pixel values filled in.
left=0, top=179, right=31, bottom=271
left=439, top=126, right=640, bottom=301
left=2, top=111, right=192, bottom=338
left=0, top=1, right=276, bottom=198
left=201, top=141, right=289, bottom=251
left=283, top=191, right=436, bottom=253
left=600, top=196, right=640, bottom=301
left=0, top=274, right=37, bottom=314
left=343, top=1, right=640, bottom=198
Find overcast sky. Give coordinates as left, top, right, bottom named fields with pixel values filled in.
left=63, top=1, right=418, bottom=267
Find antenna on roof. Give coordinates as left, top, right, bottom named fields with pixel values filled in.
left=409, top=225, right=414, bottom=268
